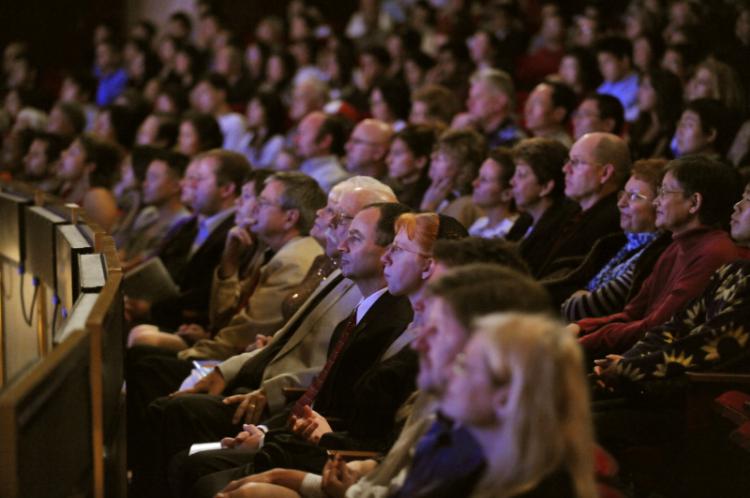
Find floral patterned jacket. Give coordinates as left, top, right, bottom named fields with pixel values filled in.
left=610, top=259, right=750, bottom=383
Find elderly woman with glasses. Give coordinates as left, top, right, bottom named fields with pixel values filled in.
left=559, top=159, right=672, bottom=321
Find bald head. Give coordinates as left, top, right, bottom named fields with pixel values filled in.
left=345, top=119, right=393, bottom=178
left=585, top=132, right=631, bottom=186
left=563, top=132, right=630, bottom=210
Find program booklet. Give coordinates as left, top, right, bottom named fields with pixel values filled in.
left=123, top=257, right=180, bottom=301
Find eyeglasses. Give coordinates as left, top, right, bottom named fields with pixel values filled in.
left=656, top=187, right=686, bottom=198
left=385, top=242, right=431, bottom=259
left=256, top=197, right=283, bottom=209
left=567, top=157, right=598, bottom=169
left=617, top=190, right=650, bottom=203
left=330, top=210, right=355, bottom=229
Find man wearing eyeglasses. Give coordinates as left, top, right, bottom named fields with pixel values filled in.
left=571, top=155, right=743, bottom=361
left=536, top=132, right=627, bottom=278
left=344, top=118, right=393, bottom=180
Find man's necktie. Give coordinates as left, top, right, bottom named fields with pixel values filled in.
left=290, top=309, right=357, bottom=418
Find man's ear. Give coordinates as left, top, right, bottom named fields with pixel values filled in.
left=415, top=155, right=428, bottom=171
left=219, top=182, right=236, bottom=200
left=688, top=192, right=703, bottom=215
left=599, top=163, right=615, bottom=185
left=539, top=179, right=555, bottom=198
left=284, top=208, right=301, bottom=230
left=705, top=127, right=718, bottom=146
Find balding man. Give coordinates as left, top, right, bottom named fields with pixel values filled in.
left=465, top=68, right=526, bottom=147
left=295, top=111, right=350, bottom=193
left=537, top=132, right=627, bottom=278
left=344, top=118, right=393, bottom=180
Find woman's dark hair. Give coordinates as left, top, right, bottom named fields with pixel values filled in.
left=563, top=47, right=602, bottom=95
left=79, top=134, right=122, bottom=188
left=511, top=138, right=569, bottom=199
left=130, top=145, right=161, bottom=183
left=372, top=77, right=411, bottom=121
left=252, top=89, right=286, bottom=137
left=684, top=98, right=736, bottom=156
left=646, top=68, right=683, bottom=130
left=181, top=111, right=223, bottom=151
left=104, top=104, right=141, bottom=149
left=157, top=83, right=189, bottom=114
left=395, top=124, right=438, bottom=160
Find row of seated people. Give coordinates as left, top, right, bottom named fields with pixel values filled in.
left=121, top=144, right=750, bottom=497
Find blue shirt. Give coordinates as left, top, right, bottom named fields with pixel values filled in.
left=391, top=417, right=485, bottom=498
left=598, top=72, right=639, bottom=122
left=95, top=67, right=128, bottom=107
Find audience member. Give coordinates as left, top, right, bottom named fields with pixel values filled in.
left=177, top=111, right=224, bottom=158
left=673, top=98, right=734, bottom=159
left=344, top=118, right=392, bottom=180
left=238, top=90, right=286, bottom=169
left=572, top=94, right=625, bottom=140
left=409, top=83, right=458, bottom=128
left=94, top=39, right=128, bottom=106
left=468, top=147, right=520, bottom=239
left=192, top=73, right=247, bottom=152
left=464, top=68, right=526, bottom=148
left=385, top=124, right=435, bottom=210
left=119, top=149, right=191, bottom=269
left=420, top=127, right=485, bottom=228
left=595, top=36, right=640, bottom=122
left=57, top=133, right=121, bottom=231
left=295, top=111, right=350, bottom=193
left=537, top=132, right=627, bottom=278
left=628, top=68, right=683, bottom=159
left=523, top=80, right=575, bottom=147
left=506, top=137, right=578, bottom=275
left=21, top=130, right=65, bottom=193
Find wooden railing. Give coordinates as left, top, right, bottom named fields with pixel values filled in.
left=0, top=182, right=125, bottom=498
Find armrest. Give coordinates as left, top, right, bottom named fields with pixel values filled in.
left=686, top=372, right=750, bottom=384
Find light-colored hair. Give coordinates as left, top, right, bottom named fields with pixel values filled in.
left=329, top=175, right=396, bottom=204
left=468, top=313, right=597, bottom=498
left=471, top=68, right=516, bottom=109
left=394, top=212, right=440, bottom=255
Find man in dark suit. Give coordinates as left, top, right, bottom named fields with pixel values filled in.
left=125, top=149, right=250, bottom=331
left=535, top=132, right=627, bottom=278
left=170, top=202, right=416, bottom=498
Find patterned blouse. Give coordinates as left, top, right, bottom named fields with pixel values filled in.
left=607, top=260, right=750, bottom=383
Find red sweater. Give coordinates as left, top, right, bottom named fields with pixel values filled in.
left=578, top=227, right=741, bottom=358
